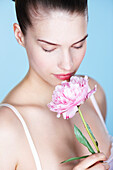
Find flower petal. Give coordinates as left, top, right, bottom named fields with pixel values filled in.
left=87, top=85, right=97, bottom=99
left=62, top=106, right=78, bottom=119
left=48, top=75, right=97, bottom=119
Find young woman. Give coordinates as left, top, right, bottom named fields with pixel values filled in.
left=0, top=0, right=112, bottom=169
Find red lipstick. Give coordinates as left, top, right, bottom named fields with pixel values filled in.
left=54, top=72, right=74, bottom=80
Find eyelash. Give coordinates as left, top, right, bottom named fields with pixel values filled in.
left=73, top=44, right=83, bottom=49
left=42, top=43, right=83, bottom=53
left=42, top=48, right=55, bottom=53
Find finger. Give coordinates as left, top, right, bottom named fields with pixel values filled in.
left=84, top=153, right=107, bottom=169
left=88, top=162, right=110, bottom=170
left=73, top=153, right=107, bottom=170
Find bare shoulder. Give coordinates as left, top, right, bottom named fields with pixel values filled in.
left=88, top=76, right=107, bottom=120
left=0, top=106, right=21, bottom=169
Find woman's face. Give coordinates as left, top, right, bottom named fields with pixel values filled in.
left=24, top=10, right=87, bottom=87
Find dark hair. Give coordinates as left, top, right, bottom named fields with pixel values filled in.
left=12, top=0, right=88, bottom=36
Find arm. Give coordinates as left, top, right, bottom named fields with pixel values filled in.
left=0, top=107, right=19, bottom=169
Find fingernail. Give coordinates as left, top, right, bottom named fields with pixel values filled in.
left=103, top=162, right=110, bottom=169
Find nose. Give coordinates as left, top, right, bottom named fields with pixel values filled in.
left=58, top=49, right=73, bottom=71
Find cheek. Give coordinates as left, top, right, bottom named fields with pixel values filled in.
left=28, top=50, right=54, bottom=73
left=73, top=44, right=87, bottom=68
left=81, top=46, right=86, bottom=61
left=30, top=56, right=49, bottom=71
left=79, top=43, right=87, bottom=62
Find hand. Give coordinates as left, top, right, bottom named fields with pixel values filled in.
left=73, top=153, right=110, bottom=170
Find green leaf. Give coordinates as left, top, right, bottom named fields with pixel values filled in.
left=61, top=155, right=90, bottom=164
left=86, top=123, right=98, bottom=146
left=74, top=125, right=95, bottom=154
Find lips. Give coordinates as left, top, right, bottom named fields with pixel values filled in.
left=53, top=72, right=74, bottom=80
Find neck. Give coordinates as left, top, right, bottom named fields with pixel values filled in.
left=22, top=67, right=55, bottom=106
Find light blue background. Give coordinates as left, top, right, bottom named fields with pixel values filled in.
left=0, top=1, right=113, bottom=135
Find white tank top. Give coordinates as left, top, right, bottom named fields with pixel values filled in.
left=0, top=92, right=113, bottom=169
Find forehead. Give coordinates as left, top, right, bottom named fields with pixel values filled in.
left=27, top=10, right=87, bottom=44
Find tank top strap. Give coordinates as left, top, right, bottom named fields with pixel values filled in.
left=88, top=86, right=108, bottom=134
left=0, top=103, right=42, bottom=170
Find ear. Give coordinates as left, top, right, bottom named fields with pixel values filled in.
left=13, top=23, right=25, bottom=47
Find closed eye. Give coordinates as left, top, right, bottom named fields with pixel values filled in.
left=42, top=47, right=56, bottom=52
left=73, top=44, right=83, bottom=49
left=72, top=34, right=88, bottom=49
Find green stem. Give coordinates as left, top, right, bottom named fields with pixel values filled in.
left=78, top=106, right=100, bottom=153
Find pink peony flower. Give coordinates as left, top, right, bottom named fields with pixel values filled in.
left=48, top=76, right=97, bottom=119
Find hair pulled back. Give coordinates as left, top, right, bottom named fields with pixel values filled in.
left=12, top=0, right=88, bottom=35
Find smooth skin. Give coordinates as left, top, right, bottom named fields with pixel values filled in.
left=0, top=10, right=110, bottom=169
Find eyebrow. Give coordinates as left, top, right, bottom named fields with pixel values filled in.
left=37, top=39, right=60, bottom=46
left=72, top=34, right=88, bottom=46
left=37, top=34, right=88, bottom=46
